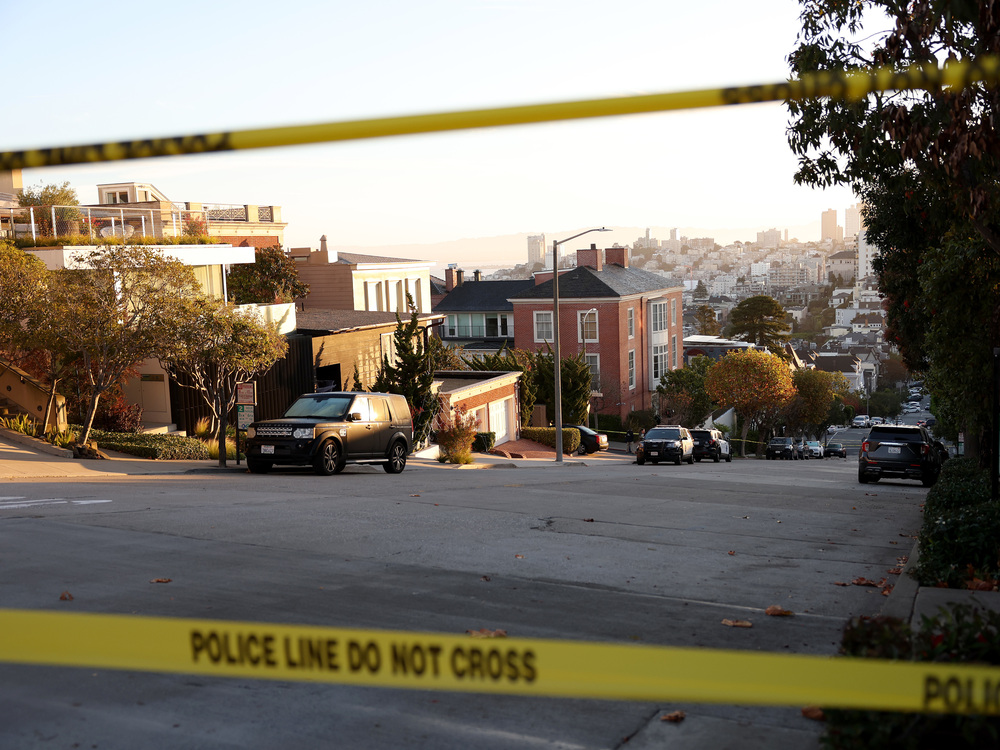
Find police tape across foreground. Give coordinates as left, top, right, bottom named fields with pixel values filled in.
left=0, top=56, right=998, bottom=170
left=3, top=608, right=1000, bottom=715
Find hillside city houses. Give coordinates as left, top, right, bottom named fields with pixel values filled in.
left=1, top=166, right=885, bottom=447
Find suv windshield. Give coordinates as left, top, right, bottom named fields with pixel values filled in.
left=646, top=428, right=680, bottom=440
left=867, top=426, right=922, bottom=442
left=284, top=395, right=353, bottom=420
left=769, top=437, right=792, bottom=445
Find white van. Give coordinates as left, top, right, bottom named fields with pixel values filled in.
left=852, top=415, right=870, bottom=428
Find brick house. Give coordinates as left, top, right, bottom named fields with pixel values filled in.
left=508, top=245, right=684, bottom=422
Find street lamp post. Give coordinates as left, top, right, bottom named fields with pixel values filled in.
left=552, top=228, right=610, bottom=462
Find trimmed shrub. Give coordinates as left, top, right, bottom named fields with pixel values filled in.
left=521, top=426, right=580, bottom=454
left=914, top=501, right=1000, bottom=588
left=823, top=606, right=1000, bottom=748
left=86, top=429, right=210, bottom=460
left=923, top=459, right=990, bottom=517
left=473, top=432, right=496, bottom=453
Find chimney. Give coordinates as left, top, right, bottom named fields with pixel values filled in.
left=605, top=246, right=629, bottom=268
left=576, top=243, right=602, bottom=271
left=319, top=234, right=337, bottom=263
left=445, top=267, right=457, bottom=291
left=456, top=269, right=464, bottom=286
left=474, top=269, right=482, bottom=282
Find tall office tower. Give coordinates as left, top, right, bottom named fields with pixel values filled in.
left=756, top=228, right=781, bottom=249
left=670, top=228, right=677, bottom=241
left=845, top=203, right=862, bottom=239
left=527, top=234, right=546, bottom=266
left=821, top=208, right=839, bottom=241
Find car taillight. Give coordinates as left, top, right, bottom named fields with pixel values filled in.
left=921, top=444, right=930, bottom=456
left=861, top=441, right=869, bottom=452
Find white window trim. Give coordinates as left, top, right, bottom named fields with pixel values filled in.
left=628, top=349, right=635, bottom=390
left=577, top=310, right=599, bottom=343
left=584, top=352, right=600, bottom=393
left=533, top=310, right=553, bottom=343
left=627, top=308, right=635, bottom=339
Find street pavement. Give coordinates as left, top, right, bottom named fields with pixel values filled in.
left=0, top=431, right=930, bottom=749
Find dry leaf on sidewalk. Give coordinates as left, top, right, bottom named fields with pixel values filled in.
left=721, top=618, right=752, bottom=628
left=150, top=578, right=172, bottom=584
left=801, top=706, right=825, bottom=721
left=467, top=628, right=507, bottom=638
left=660, top=710, right=686, bottom=722
left=765, top=605, right=793, bottom=616
left=59, top=590, right=73, bottom=601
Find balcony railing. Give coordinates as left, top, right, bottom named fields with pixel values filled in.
left=0, top=203, right=282, bottom=244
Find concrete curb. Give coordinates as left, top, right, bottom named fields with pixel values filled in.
left=0, top=426, right=73, bottom=458
left=881, top=540, right=920, bottom=622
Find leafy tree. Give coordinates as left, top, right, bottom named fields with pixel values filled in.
left=693, top=304, right=721, bottom=336
left=726, top=295, right=790, bottom=355
left=48, top=246, right=202, bottom=445
left=530, top=349, right=593, bottom=427
left=18, top=181, right=81, bottom=232
left=656, top=355, right=716, bottom=427
left=693, top=280, right=709, bottom=298
left=705, top=349, right=796, bottom=456
left=786, top=0, right=1000, bottom=459
left=0, top=241, right=47, bottom=353
left=372, top=297, right=440, bottom=447
left=868, top=388, right=903, bottom=421
left=782, top=369, right=838, bottom=438
left=226, top=246, right=310, bottom=304
left=159, top=298, right=288, bottom=467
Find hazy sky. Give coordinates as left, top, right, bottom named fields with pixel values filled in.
left=7, top=0, right=856, bottom=254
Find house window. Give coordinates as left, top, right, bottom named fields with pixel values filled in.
left=652, top=344, right=669, bottom=381
left=380, top=332, right=398, bottom=367
left=578, top=310, right=598, bottom=343
left=485, top=313, right=511, bottom=337
left=533, top=311, right=553, bottom=342
left=584, top=353, right=600, bottom=392
left=365, top=282, right=383, bottom=312
left=628, top=350, right=635, bottom=389
left=670, top=298, right=677, bottom=326
left=650, top=302, right=668, bottom=332
left=671, top=335, right=678, bottom=369
left=627, top=308, right=634, bottom=338
left=104, top=190, right=128, bottom=204
left=446, top=314, right=458, bottom=337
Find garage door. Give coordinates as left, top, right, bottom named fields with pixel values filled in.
left=489, top=398, right=511, bottom=444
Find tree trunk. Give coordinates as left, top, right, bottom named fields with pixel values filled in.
left=79, top=391, right=102, bottom=446
left=41, top=378, right=60, bottom=436
left=216, top=389, right=228, bottom=467
left=739, top=419, right=751, bottom=458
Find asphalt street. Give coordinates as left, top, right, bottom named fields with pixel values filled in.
left=0, top=451, right=928, bottom=749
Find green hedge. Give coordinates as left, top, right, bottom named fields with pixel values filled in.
left=823, top=606, right=1000, bottom=748
left=473, top=432, right=496, bottom=453
left=521, top=426, right=580, bottom=454
left=87, top=429, right=211, bottom=460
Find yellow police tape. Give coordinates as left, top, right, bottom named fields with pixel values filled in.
left=3, top=609, right=1000, bottom=714
left=1, top=56, right=998, bottom=170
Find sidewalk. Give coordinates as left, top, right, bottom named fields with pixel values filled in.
left=0, top=432, right=635, bottom=480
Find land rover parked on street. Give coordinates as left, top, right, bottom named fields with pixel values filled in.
left=765, top=437, right=796, bottom=460
left=690, top=428, right=732, bottom=463
left=245, top=391, right=413, bottom=475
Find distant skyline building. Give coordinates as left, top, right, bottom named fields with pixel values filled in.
left=857, top=229, right=877, bottom=280
left=844, top=204, right=862, bottom=239
left=756, top=227, right=781, bottom=249
left=527, top=234, right=546, bottom=266
left=821, top=208, right=841, bottom=242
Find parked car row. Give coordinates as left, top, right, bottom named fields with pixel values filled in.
left=765, top=436, right=848, bottom=460
left=635, top=426, right=732, bottom=466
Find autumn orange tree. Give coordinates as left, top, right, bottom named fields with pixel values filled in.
left=704, top=349, right=795, bottom=457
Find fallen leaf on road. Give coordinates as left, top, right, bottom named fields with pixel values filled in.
left=660, top=711, right=686, bottom=722
left=887, top=567, right=903, bottom=575
left=881, top=585, right=894, bottom=596
left=150, top=578, right=172, bottom=584
left=59, top=590, right=73, bottom=601
left=480, top=575, right=491, bottom=582
left=852, top=577, right=879, bottom=587
left=834, top=581, right=849, bottom=586
left=410, top=494, right=420, bottom=497
left=728, top=551, right=735, bottom=555
left=721, top=619, right=752, bottom=628
left=801, top=706, right=825, bottom=721
left=515, top=554, right=524, bottom=559
left=467, top=628, right=507, bottom=638
left=765, top=605, right=794, bottom=616
left=583, top=518, right=594, bottom=522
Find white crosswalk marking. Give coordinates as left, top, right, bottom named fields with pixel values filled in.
left=0, top=498, right=111, bottom=509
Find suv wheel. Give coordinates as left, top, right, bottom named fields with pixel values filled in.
left=636, top=454, right=645, bottom=466
left=713, top=450, right=721, bottom=463
left=247, top=459, right=271, bottom=474
left=921, top=473, right=937, bottom=488
left=725, top=452, right=732, bottom=463
left=686, top=454, right=694, bottom=465
left=384, top=441, right=408, bottom=474
left=314, top=439, right=344, bottom=476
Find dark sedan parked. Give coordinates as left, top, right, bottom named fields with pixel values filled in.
left=824, top=442, right=847, bottom=458
left=568, top=425, right=609, bottom=455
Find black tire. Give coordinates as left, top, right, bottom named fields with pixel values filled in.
left=713, top=450, right=721, bottom=463
left=921, top=473, right=937, bottom=488
left=637, top=455, right=645, bottom=466
left=313, top=439, right=344, bottom=476
left=725, top=453, right=732, bottom=463
left=674, top=455, right=682, bottom=465
left=695, top=456, right=702, bottom=462
left=384, top=441, right=407, bottom=473
left=686, top=454, right=694, bottom=465
left=577, top=444, right=587, bottom=456
left=858, top=471, right=869, bottom=484
left=247, top=459, right=272, bottom=474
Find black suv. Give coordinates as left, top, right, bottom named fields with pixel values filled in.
left=765, top=437, right=796, bottom=460
left=858, top=424, right=941, bottom=486
left=690, top=428, right=731, bottom=463
left=636, top=425, right=694, bottom=465
left=245, top=391, right=413, bottom=475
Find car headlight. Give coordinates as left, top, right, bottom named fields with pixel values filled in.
left=246, top=427, right=256, bottom=439
left=292, top=427, right=314, bottom=439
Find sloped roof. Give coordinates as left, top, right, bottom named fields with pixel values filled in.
left=434, top=280, right=535, bottom=312
left=335, top=252, right=428, bottom=265
left=509, top=265, right=681, bottom=301
left=810, top=354, right=861, bottom=372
